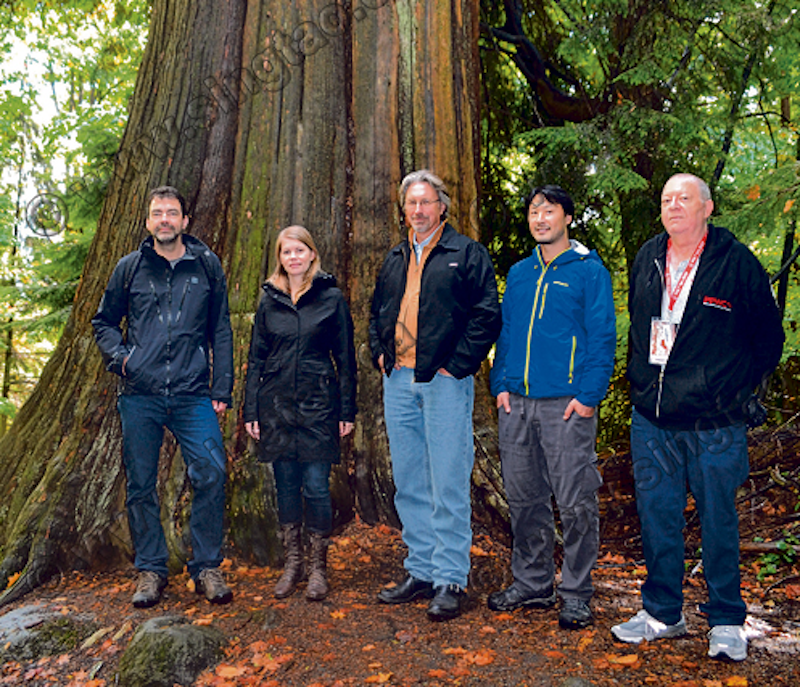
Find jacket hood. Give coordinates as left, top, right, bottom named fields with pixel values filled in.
left=535, top=238, right=603, bottom=266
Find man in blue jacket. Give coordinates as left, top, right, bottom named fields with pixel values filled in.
left=612, top=173, right=784, bottom=661
left=370, top=170, right=501, bottom=621
left=489, top=185, right=616, bottom=630
left=92, top=186, right=234, bottom=609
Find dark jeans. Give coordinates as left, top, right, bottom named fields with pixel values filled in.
left=630, top=409, right=749, bottom=627
left=118, top=395, right=227, bottom=579
left=272, top=460, right=332, bottom=534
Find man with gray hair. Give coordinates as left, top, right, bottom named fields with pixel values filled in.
left=613, top=173, right=784, bottom=661
left=369, top=170, right=501, bottom=621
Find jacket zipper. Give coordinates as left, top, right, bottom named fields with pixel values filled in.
left=523, top=249, right=570, bottom=395
left=175, top=277, right=191, bottom=322
left=569, top=336, right=576, bottom=384
left=654, top=257, right=666, bottom=419
left=524, top=273, right=545, bottom=396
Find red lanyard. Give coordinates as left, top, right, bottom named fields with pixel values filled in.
left=665, top=233, right=706, bottom=312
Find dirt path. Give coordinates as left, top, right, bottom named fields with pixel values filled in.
left=2, top=518, right=798, bottom=686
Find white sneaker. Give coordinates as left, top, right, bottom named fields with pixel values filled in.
left=611, top=609, right=688, bottom=643
left=708, top=625, right=747, bottom=661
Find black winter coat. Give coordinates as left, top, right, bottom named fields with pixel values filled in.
left=92, top=235, right=234, bottom=403
left=243, top=273, right=357, bottom=463
left=627, top=224, right=784, bottom=429
left=368, top=223, right=501, bottom=382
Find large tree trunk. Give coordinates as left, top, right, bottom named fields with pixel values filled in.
left=0, top=0, right=505, bottom=605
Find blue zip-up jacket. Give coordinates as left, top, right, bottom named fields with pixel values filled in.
left=490, top=240, right=616, bottom=407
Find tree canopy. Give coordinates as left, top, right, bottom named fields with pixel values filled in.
left=480, top=0, right=800, bottom=442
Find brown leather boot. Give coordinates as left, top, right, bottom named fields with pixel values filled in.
left=274, top=523, right=304, bottom=599
left=305, top=532, right=330, bottom=601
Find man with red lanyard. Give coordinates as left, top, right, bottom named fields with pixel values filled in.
left=613, top=173, right=784, bottom=661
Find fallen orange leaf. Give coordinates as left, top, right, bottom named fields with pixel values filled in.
left=216, top=664, right=247, bottom=678
left=365, top=672, right=392, bottom=683
left=607, top=653, right=641, bottom=667
left=443, top=646, right=467, bottom=655
left=544, top=650, right=566, bottom=660
left=725, top=678, right=748, bottom=687
left=249, top=640, right=270, bottom=653
left=470, top=649, right=495, bottom=666
left=428, top=669, right=448, bottom=678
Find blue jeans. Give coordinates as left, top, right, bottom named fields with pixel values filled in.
left=383, top=367, right=475, bottom=588
left=118, top=395, right=227, bottom=579
left=272, top=460, right=332, bottom=534
left=630, top=409, right=749, bottom=627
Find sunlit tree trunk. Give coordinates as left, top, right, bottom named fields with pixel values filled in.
left=0, top=0, right=505, bottom=605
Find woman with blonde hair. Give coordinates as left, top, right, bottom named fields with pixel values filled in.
left=244, top=226, right=357, bottom=600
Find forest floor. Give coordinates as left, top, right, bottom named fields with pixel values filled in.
left=2, top=426, right=800, bottom=687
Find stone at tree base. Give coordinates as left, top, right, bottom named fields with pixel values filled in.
left=116, top=616, right=227, bottom=687
left=0, top=604, right=98, bottom=662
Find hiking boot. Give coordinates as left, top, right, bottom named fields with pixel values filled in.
left=708, top=625, right=747, bottom=662
left=611, top=609, right=687, bottom=643
left=132, top=570, right=167, bottom=608
left=274, top=523, right=305, bottom=599
left=487, top=584, right=556, bottom=612
left=305, top=533, right=330, bottom=601
left=558, top=598, right=593, bottom=630
left=196, top=567, right=233, bottom=605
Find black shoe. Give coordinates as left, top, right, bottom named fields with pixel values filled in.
left=378, top=575, right=435, bottom=604
left=427, top=584, right=468, bottom=621
left=487, top=584, right=556, bottom=612
left=558, top=598, right=593, bottom=630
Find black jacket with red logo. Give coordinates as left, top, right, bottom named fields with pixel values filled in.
left=627, top=223, right=784, bottom=429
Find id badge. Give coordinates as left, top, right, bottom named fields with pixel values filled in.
left=649, top=318, right=676, bottom=366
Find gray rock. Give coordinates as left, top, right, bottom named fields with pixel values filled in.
left=0, top=604, right=97, bottom=662
left=560, top=678, right=595, bottom=687
left=117, top=615, right=227, bottom=687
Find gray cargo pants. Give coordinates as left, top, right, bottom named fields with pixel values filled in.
left=498, top=394, right=603, bottom=601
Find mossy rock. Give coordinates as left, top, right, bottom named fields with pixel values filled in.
left=117, top=616, right=227, bottom=687
left=0, top=609, right=98, bottom=663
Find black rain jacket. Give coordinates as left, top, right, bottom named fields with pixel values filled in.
left=368, top=223, right=501, bottom=382
left=92, top=235, right=234, bottom=404
left=627, top=224, right=784, bottom=429
left=243, top=273, right=357, bottom=464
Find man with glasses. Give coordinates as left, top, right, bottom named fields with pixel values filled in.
left=369, top=170, right=501, bottom=621
left=93, top=186, right=234, bottom=608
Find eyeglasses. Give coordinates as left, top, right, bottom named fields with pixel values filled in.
left=404, top=199, right=440, bottom=209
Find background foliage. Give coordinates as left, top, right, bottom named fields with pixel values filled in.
left=480, top=0, right=800, bottom=447
left=0, top=0, right=148, bottom=434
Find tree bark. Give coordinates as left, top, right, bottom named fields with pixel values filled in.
left=0, top=0, right=505, bottom=605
